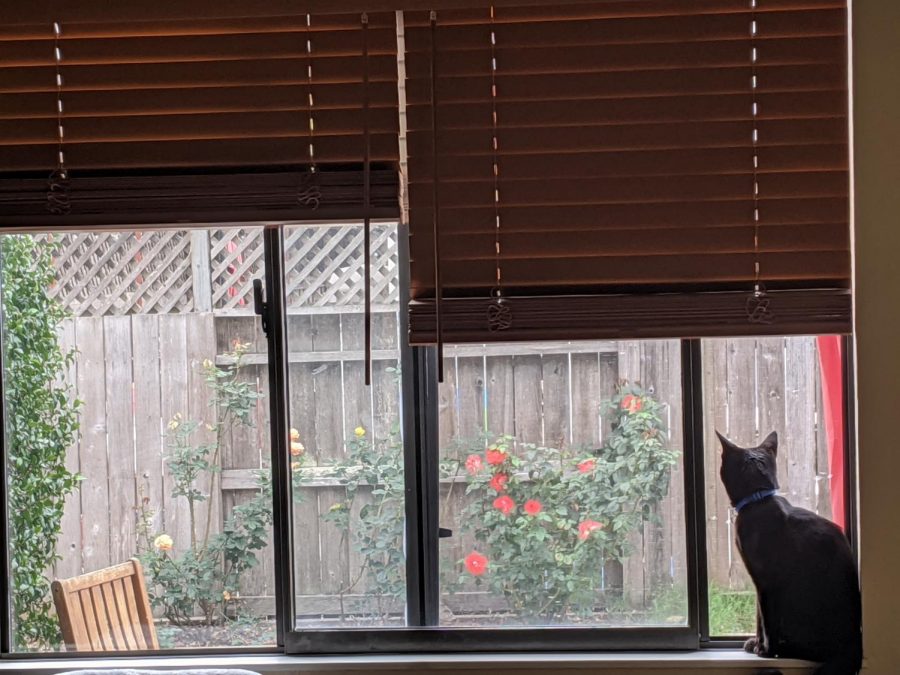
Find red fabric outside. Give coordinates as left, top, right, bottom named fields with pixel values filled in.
left=817, top=334, right=845, bottom=532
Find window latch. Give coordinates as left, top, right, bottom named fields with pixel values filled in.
left=252, top=278, right=268, bottom=336
left=438, top=527, right=453, bottom=539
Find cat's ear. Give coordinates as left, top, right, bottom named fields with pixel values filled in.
left=760, top=431, right=778, bottom=457
left=716, top=430, right=740, bottom=454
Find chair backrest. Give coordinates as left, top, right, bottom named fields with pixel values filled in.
left=51, top=558, right=159, bottom=652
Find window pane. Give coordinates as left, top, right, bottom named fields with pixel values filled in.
left=437, top=340, right=687, bottom=627
left=701, top=336, right=846, bottom=636
left=1, top=229, right=276, bottom=652
left=283, top=223, right=406, bottom=629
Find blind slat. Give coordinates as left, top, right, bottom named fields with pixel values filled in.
left=409, top=197, right=850, bottom=233
left=405, top=64, right=846, bottom=104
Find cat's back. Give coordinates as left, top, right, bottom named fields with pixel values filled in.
left=739, top=497, right=860, bottom=661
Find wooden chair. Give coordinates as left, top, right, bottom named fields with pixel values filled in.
left=51, top=558, right=159, bottom=652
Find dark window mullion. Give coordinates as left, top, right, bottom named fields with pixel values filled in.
left=400, top=214, right=438, bottom=627
left=262, top=226, right=294, bottom=647
left=681, top=339, right=710, bottom=643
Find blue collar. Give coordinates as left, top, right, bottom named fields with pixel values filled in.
left=734, top=488, right=778, bottom=513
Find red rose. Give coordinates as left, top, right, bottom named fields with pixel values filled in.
left=493, top=495, right=515, bottom=516
left=485, top=447, right=508, bottom=465
left=523, top=499, right=543, bottom=516
left=465, top=551, right=488, bottom=576
left=488, top=473, right=509, bottom=492
left=577, top=459, right=596, bottom=473
left=465, top=454, right=484, bottom=475
left=578, top=519, right=604, bottom=541
left=621, top=394, right=643, bottom=414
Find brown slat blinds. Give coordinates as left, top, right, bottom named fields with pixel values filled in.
left=0, top=9, right=399, bottom=225
left=405, top=0, right=850, bottom=343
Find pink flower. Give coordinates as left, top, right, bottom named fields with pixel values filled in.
left=578, top=520, right=604, bottom=541
left=489, top=473, right=509, bottom=492
left=465, top=551, right=488, bottom=576
left=621, top=394, right=643, bottom=414
left=493, top=495, right=515, bottom=516
left=465, top=454, right=484, bottom=475
left=523, top=499, right=543, bottom=516
left=577, top=459, right=596, bottom=473
left=485, top=447, right=508, bottom=466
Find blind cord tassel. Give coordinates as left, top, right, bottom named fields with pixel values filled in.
left=430, top=10, right=444, bottom=382
left=362, top=12, right=373, bottom=385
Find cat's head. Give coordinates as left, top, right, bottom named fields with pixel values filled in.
left=717, top=431, right=780, bottom=507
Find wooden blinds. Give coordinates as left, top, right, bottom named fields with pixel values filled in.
left=0, top=7, right=400, bottom=226
left=404, top=0, right=851, bottom=343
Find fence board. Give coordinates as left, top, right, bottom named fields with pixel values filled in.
left=310, top=315, right=348, bottom=595
left=485, top=356, right=515, bottom=441
left=758, top=338, right=790, bottom=499
left=75, top=316, right=110, bottom=572
left=511, top=355, right=542, bottom=446
left=456, top=357, right=487, bottom=444
left=541, top=354, right=569, bottom=449
left=784, top=338, right=819, bottom=512
left=570, top=353, right=601, bottom=449
left=438, top=358, right=459, bottom=455
left=701, top=339, right=731, bottom=590
left=105, top=316, right=137, bottom=567
left=158, top=315, right=192, bottom=555
left=216, top=314, right=274, bottom=603
left=55, top=319, right=82, bottom=579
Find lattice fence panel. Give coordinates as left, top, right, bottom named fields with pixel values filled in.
left=36, top=231, right=194, bottom=316
left=28, top=224, right=399, bottom=316
left=282, top=224, right=399, bottom=310
left=210, top=228, right=266, bottom=312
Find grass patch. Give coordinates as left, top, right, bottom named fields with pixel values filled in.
left=708, top=586, right=756, bottom=636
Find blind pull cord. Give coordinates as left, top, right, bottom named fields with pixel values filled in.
left=487, top=5, right=511, bottom=333
left=362, top=12, right=373, bottom=386
left=298, top=13, right=321, bottom=209
left=47, top=20, right=71, bottom=215
left=430, top=10, right=444, bottom=382
left=746, top=0, right=774, bottom=325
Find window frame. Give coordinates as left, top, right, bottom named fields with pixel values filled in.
left=0, top=225, right=857, bottom=658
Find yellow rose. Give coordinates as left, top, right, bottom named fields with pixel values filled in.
left=223, top=590, right=232, bottom=601
left=354, top=426, right=366, bottom=438
left=153, top=534, right=173, bottom=551
left=167, top=420, right=179, bottom=431
left=290, top=428, right=300, bottom=441
left=290, top=441, right=305, bottom=456
left=202, top=358, right=213, bottom=369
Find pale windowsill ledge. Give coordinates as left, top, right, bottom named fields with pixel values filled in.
left=0, top=651, right=816, bottom=674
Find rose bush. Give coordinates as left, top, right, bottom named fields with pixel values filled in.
left=453, top=382, right=679, bottom=622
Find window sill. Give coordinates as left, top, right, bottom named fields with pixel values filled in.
left=0, top=651, right=816, bottom=674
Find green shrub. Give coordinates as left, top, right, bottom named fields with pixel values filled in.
left=138, top=343, right=272, bottom=626
left=452, top=383, right=679, bottom=622
left=1, top=235, right=81, bottom=650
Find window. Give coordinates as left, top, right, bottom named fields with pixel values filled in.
left=0, top=227, right=854, bottom=656
left=0, top=0, right=852, bottom=662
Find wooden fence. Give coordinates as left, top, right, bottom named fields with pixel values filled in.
left=51, top=310, right=832, bottom=618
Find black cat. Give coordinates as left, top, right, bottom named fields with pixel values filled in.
left=718, top=431, right=862, bottom=675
